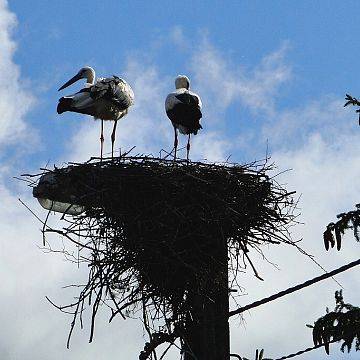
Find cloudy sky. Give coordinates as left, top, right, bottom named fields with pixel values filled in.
left=2, top=0, right=360, bottom=359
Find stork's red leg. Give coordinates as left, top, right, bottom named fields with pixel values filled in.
left=173, top=126, right=178, bottom=161
left=111, top=119, right=118, bottom=159
left=186, top=134, right=191, bottom=162
left=100, top=119, right=104, bottom=160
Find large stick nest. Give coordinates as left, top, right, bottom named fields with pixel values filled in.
left=26, top=155, right=297, bottom=354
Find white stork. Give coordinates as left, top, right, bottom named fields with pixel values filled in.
left=165, top=75, right=202, bottom=161
left=57, top=66, right=134, bottom=159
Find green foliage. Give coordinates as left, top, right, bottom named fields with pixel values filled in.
left=323, top=204, right=360, bottom=251
left=309, top=291, right=360, bottom=355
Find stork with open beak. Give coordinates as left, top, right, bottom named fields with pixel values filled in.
left=165, top=75, right=202, bottom=161
left=57, top=66, right=134, bottom=159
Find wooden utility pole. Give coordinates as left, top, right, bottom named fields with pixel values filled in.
left=183, top=237, right=229, bottom=360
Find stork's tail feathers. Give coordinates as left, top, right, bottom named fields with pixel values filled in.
left=188, top=116, right=202, bottom=135
left=57, top=97, right=73, bottom=114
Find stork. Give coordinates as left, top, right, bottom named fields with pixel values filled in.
left=165, top=75, right=202, bottom=161
left=57, top=66, right=134, bottom=159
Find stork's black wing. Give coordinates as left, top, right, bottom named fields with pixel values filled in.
left=90, top=77, right=134, bottom=110
left=175, top=92, right=200, bottom=108
left=166, top=92, right=202, bottom=135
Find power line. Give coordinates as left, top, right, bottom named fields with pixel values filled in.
left=273, top=336, right=345, bottom=360
left=229, top=257, right=360, bottom=317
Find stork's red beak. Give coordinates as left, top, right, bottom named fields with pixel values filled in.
left=58, top=73, right=82, bottom=91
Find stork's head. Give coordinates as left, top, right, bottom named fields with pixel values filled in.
left=175, top=75, right=190, bottom=90
left=58, top=66, right=95, bottom=91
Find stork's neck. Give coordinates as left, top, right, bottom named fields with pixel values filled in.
left=175, top=88, right=188, bottom=93
left=86, top=68, right=96, bottom=85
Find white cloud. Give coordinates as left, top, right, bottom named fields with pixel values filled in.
left=232, top=80, right=360, bottom=356
left=262, top=97, right=356, bottom=151
left=169, top=26, right=187, bottom=49
left=229, top=96, right=360, bottom=360
left=190, top=38, right=291, bottom=118
left=190, top=131, right=231, bottom=162
left=0, top=0, right=35, bottom=150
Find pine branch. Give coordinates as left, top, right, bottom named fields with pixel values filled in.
left=344, top=94, right=360, bottom=125
left=310, top=290, right=360, bottom=355
left=324, top=203, right=360, bottom=251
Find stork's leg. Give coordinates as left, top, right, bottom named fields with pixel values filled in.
left=173, top=126, right=178, bottom=162
left=100, top=119, right=104, bottom=160
left=111, top=119, right=118, bottom=159
left=186, top=134, right=191, bottom=162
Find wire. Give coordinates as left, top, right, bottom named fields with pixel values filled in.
left=229, top=257, right=360, bottom=317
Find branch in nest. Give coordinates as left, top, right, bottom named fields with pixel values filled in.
left=23, top=154, right=297, bottom=349
left=139, top=331, right=179, bottom=360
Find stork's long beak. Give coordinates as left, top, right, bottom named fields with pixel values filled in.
left=58, top=73, right=82, bottom=91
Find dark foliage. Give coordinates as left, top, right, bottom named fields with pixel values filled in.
left=344, top=93, right=360, bottom=125
left=323, top=203, right=360, bottom=251
left=309, top=291, right=360, bottom=355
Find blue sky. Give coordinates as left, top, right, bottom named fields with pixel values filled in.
left=2, top=1, right=360, bottom=359
left=8, top=0, right=360, bottom=163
